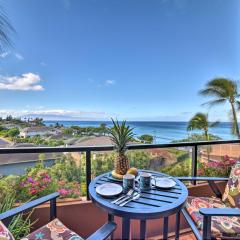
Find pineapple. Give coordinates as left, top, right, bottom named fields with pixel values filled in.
left=108, top=119, right=134, bottom=175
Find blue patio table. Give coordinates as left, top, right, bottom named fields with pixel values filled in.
left=89, top=170, right=188, bottom=240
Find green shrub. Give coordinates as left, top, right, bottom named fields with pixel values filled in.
left=0, top=193, right=33, bottom=240
left=161, top=158, right=191, bottom=177
left=128, top=150, right=151, bottom=170
left=0, top=175, right=19, bottom=202
left=138, top=134, right=154, bottom=143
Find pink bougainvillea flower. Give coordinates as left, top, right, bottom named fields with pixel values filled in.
left=20, top=181, right=26, bottom=187
left=42, top=178, right=50, bottom=183
left=58, top=189, right=70, bottom=196
left=27, top=177, right=35, bottom=183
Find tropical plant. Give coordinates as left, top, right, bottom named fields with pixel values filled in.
left=0, top=6, right=15, bottom=52
left=199, top=78, right=240, bottom=138
left=187, top=112, right=219, bottom=140
left=0, top=175, right=18, bottom=202
left=107, top=119, right=134, bottom=175
left=0, top=193, right=33, bottom=240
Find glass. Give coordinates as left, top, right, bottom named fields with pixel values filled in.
left=0, top=151, right=85, bottom=205
left=197, top=143, right=240, bottom=177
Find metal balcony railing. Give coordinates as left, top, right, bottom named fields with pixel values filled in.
left=0, top=139, right=239, bottom=199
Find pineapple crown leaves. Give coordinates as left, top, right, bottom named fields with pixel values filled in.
left=107, top=118, right=134, bottom=154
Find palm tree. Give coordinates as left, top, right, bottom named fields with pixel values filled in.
left=199, top=78, right=240, bottom=138
left=187, top=112, right=219, bottom=140
left=0, top=6, right=15, bottom=52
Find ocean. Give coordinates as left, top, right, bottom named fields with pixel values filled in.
left=44, top=121, right=236, bottom=144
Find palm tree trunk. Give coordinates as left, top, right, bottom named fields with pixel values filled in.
left=205, top=129, right=211, bottom=161
left=204, top=130, right=209, bottom=141
left=230, top=102, right=240, bottom=138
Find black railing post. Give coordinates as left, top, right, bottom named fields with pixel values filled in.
left=192, top=145, right=198, bottom=185
left=50, top=197, right=57, bottom=220
left=86, top=150, right=91, bottom=200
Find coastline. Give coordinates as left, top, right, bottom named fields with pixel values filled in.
left=44, top=120, right=236, bottom=144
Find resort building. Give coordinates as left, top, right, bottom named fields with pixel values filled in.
left=19, top=126, right=61, bottom=138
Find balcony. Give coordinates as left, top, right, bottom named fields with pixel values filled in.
left=0, top=139, right=239, bottom=239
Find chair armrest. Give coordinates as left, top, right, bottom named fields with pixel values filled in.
left=87, top=222, right=117, bottom=240
left=178, top=176, right=228, bottom=199
left=0, top=192, right=60, bottom=221
left=200, top=207, right=240, bottom=217
left=177, top=177, right=228, bottom=182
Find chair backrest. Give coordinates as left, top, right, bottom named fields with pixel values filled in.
left=222, top=162, right=240, bottom=207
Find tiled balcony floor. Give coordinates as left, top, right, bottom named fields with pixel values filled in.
left=151, top=230, right=196, bottom=239
left=179, top=233, right=196, bottom=240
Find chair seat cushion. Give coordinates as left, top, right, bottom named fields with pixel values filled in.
left=186, top=196, right=240, bottom=239
left=0, top=221, right=15, bottom=240
left=21, top=218, right=84, bottom=240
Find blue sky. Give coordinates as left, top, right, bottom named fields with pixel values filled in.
left=0, top=0, right=239, bottom=121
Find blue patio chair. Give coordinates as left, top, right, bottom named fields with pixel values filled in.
left=0, top=192, right=116, bottom=240
left=178, top=162, right=240, bottom=240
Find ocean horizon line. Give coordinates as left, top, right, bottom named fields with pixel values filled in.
left=43, top=120, right=233, bottom=123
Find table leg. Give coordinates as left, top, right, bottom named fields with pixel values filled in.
left=163, top=217, right=168, bottom=240
left=122, top=217, right=130, bottom=240
left=108, top=214, right=114, bottom=240
left=140, top=220, right=146, bottom=240
left=175, top=211, right=180, bottom=240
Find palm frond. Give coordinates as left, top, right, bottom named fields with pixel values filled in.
left=187, top=113, right=220, bottom=140
left=201, top=98, right=226, bottom=107
left=199, top=77, right=240, bottom=117
left=0, top=6, right=15, bottom=52
left=199, top=88, right=225, bottom=98
left=187, top=112, right=208, bottom=131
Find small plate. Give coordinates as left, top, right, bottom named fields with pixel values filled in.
left=107, top=173, right=123, bottom=182
left=152, top=177, right=176, bottom=189
left=96, top=183, right=123, bottom=197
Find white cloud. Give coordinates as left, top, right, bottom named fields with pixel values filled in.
left=0, top=51, right=10, bottom=58
left=0, top=108, right=109, bottom=120
left=0, top=73, right=44, bottom=91
left=0, top=52, right=24, bottom=60
left=15, top=53, right=24, bottom=60
left=105, top=80, right=115, bottom=86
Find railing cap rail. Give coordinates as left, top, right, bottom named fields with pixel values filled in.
left=0, top=139, right=239, bottom=154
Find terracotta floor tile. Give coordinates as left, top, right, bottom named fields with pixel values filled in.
left=179, top=233, right=196, bottom=240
